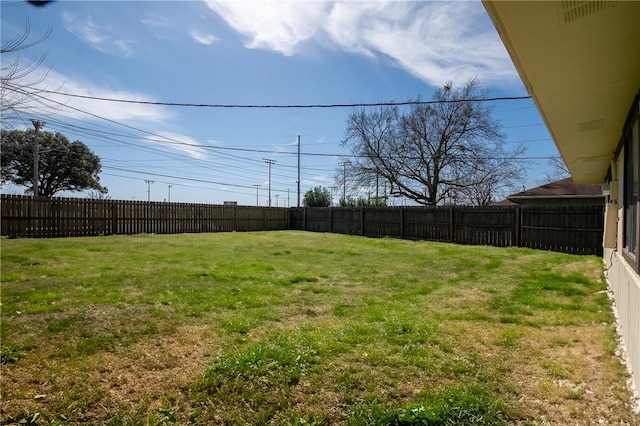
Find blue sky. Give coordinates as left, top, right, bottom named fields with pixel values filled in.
left=1, top=0, right=558, bottom=206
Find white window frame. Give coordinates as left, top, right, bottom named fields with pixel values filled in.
left=622, top=94, right=640, bottom=272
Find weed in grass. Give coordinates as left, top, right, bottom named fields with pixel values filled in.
left=1, top=254, right=41, bottom=266
left=1, top=273, right=23, bottom=282
left=76, top=332, right=119, bottom=355
left=337, top=324, right=379, bottom=345
left=333, top=303, right=355, bottom=317
left=349, top=384, right=507, bottom=426
left=194, top=333, right=321, bottom=422
left=499, top=315, right=524, bottom=325
left=46, top=314, right=85, bottom=333
left=272, top=250, right=292, bottom=256
left=540, top=360, right=569, bottom=379
left=495, top=327, right=523, bottom=348
left=285, top=275, right=319, bottom=285
left=0, top=343, right=26, bottom=364
left=222, top=318, right=255, bottom=334
left=288, top=418, right=318, bottom=426
left=301, top=284, right=332, bottom=294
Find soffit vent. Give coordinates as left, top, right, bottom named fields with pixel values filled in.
left=558, top=1, right=617, bottom=25
left=578, top=118, right=604, bottom=131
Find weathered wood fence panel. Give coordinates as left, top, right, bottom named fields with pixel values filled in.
left=0, top=195, right=288, bottom=237
left=452, top=207, right=516, bottom=247
left=1, top=195, right=604, bottom=255
left=519, top=205, right=604, bottom=255
left=290, top=205, right=604, bottom=255
left=363, top=208, right=402, bottom=238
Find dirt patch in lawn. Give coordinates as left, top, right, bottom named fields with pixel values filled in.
left=1, top=324, right=220, bottom=423
left=488, top=323, right=638, bottom=425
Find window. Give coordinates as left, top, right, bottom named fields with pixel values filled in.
left=623, top=96, right=639, bottom=269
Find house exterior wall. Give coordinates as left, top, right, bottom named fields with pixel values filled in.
left=604, top=94, right=640, bottom=397
left=604, top=247, right=640, bottom=395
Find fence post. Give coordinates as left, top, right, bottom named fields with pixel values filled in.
left=400, top=207, right=404, bottom=239
left=303, top=207, right=307, bottom=231
left=514, top=205, right=521, bottom=247
left=329, top=207, right=333, bottom=233
left=360, top=207, right=365, bottom=236
left=448, top=206, right=454, bottom=243
left=263, top=207, right=267, bottom=231
left=286, top=207, right=291, bottom=230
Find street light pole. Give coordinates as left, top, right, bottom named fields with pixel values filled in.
left=297, top=135, right=301, bottom=207
left=263, top=158, right=276, bottom=207
left=145, top=180, right=154, bottom=202
left=168, top=184, right=172, bottom=203
left=253, top=184, right=261, bottom=206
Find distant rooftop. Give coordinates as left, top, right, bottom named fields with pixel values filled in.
left=491, top=177, right=605, bottom=206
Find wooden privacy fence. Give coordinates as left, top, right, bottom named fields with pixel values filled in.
left=0, top=195, right=288, bottom=237
left=290, top=205, right=605, bottom=255
left=1, top=195, right=604, bottom=255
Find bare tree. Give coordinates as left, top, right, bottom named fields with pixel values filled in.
left=335, top=105, right=396, bottom=204
left=340, top=79, right=525, bottom=206
left=1, top=18, right=51, bottom=117
left=540, top=156, right=570, bottom=184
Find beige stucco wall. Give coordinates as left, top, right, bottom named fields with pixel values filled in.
left=604, top=248, right=640, bottom=400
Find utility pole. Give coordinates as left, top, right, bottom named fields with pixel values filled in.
left=145, top=180, right=154, bottom=202
left=168, top=185, right=172, bottom=203
left=263, top=158, right=276, bottom=207
left=31, top=119, right=44, bottom=197
left=297, top=135, right=301, bottom=207
left=253, top=184, right=261, bottom=206
left=375, top=139, right=380, bottom=202
left=340, top=161, right=350, bottom=204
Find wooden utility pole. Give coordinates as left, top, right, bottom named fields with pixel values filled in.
left=30, top=120, right=44, bottom=197
left=340, top=161, right=350, bottom=203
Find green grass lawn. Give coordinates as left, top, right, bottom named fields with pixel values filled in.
left=1, top=231, right=637, bottom=425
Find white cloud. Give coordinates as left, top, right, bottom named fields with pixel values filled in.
left=18, top=69, right=172, bottom=124
left=140, top=15, right=174, bottom=29
left=204, top=0, right=330, bottom=56
left=144, top=132, right=208, bottom=160
left=205, top=1, right=517, bottom=86
left=331, top=2, right=515, bottom=86
left=303, top=174, right=332, bottom=188
left=190, top=29, right=218, bottom=45
left=61, top=11, right=136, bottom=57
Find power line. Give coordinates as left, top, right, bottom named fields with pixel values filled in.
left=31, top=87, right=532, bottom=109
left=104, top=166, right=259, bottom=190
left=103, top=166, right=295, bottom=196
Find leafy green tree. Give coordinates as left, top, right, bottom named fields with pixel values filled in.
left=339, top=195, right=387, bottom=206
left=303, top=186, right=332, bottom=207
left=1, top=128, right=107, bottom=197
